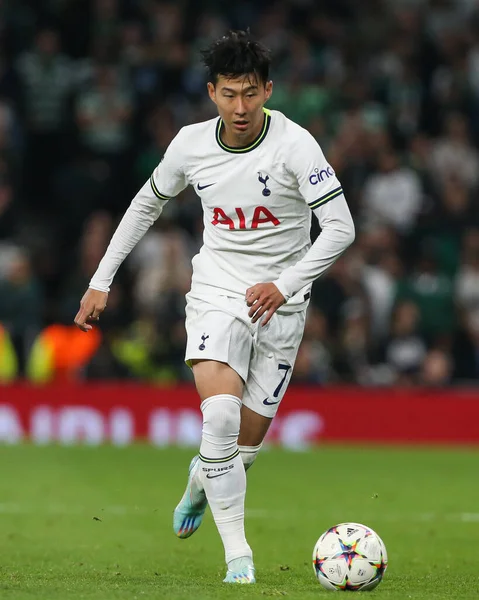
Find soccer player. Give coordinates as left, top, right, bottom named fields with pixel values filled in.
left=74, top=31, right=355, bottom=584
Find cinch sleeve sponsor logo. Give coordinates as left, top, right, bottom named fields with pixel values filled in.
left=309, top=166, right=335, bottom=185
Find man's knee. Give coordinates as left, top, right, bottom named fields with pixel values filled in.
left=201, top=394, right=241, bottom=443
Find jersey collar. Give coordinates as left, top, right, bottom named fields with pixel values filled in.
left=216, top=108, right=271, bottom=153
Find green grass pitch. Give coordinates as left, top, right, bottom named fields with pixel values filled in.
left=0, top=444, right=478, bottom=599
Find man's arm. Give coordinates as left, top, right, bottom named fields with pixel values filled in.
left=246, top=197, right=354, bottom=326
left=73, top=181, right=167, bottom=331
left=74, top=131, right=188, bottom=331
left=246, top=129, right=354, bottom=326
left=273, top=193, right=355, bottom=300
left=274, top=128, right=354, bottom=300
left=87, top=179, right=170, bottom=293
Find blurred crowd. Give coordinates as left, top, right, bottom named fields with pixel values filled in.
left=2, top=0, right=479, bottom=386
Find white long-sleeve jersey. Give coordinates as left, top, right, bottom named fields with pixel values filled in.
left=89, top=108, right=355, bottom=313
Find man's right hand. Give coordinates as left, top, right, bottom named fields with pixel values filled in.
left=74, top=288, right=109, bottom=332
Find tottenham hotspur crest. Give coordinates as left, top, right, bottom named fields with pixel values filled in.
left=199, top=334, right=209, bottom=351
left=257, top=172, right=271, bottom=196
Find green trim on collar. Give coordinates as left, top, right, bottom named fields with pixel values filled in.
left=216, top=108, right=271, bottom=154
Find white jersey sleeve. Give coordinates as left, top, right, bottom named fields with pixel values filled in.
left=89, top=130, right=188, bottom=292
left=274, top=130, right=355, bottom=300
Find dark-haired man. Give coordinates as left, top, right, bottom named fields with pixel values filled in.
left=74, top=31, right=355, bottom=584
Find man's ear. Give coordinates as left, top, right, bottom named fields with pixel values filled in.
left=207, top=82, right=217, bottom=104
left=264, top=80, right=273, bottom=102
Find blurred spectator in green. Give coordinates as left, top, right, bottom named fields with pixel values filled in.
left=76, top=63, right=134, bottom=211
left=133, top=104, right=176, bottom=186
left=291, top=307, right=331, bottom=384
left=0, top=247, right=43, bottom=374
left=16, top=29, right=74, bottom=210
left=396, top=244, right=455, bottom=343
left=76, top=64, right=133, bottom=159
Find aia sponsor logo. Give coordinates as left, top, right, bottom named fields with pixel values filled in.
left=211, top=206, right=280, bottom=229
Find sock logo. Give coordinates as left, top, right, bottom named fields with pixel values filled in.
left=203, top=464, right=234, bottom=479
left=199, top=334, right=209, bottom=350
left=206, top=471, right=230, bottom=479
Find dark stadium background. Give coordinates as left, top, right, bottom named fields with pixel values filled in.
left=1, top=0, right=479, bottom=446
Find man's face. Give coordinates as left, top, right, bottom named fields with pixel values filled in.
left=208, top=74, right=272, bottom=140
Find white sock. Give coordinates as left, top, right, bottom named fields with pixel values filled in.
left=198, top=394, right=252, bottom=564
left=191, top=442, right=262, bottom=497
left=239, top=443, right=263, bottom=472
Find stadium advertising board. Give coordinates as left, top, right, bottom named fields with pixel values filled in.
left=0, top=384, right=478, bottom=448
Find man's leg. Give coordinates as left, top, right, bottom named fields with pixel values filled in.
left=174, top=397, right=271, bottom=538
left=174, top=297, right=252, bottom=542
left=174, top=359, right=256, bottom=582
left=173, top=359, right=244, bottom=537
left=196, top=360, right=256, bottom=582
left=239, top=309, right=307, bottom=472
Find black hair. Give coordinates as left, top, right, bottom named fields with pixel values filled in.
left=201, top=30, right=271, bottom=86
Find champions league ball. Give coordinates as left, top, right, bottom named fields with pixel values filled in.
left=312, top=523, right=388, bottom=591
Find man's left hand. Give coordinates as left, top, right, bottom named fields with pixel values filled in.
left=245, top=282, right=286, bottom=326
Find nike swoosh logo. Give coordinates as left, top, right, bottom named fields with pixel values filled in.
left=263, top=398, right=280, bottom=406
left=197, top=182, right=216, bottom=191
left=206, top=471, right=230, bottom=479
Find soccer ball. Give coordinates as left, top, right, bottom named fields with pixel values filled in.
left=312, top=522, right=388, bottom=591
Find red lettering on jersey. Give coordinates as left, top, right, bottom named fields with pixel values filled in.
left=235, top=208, right=246, bottom=229
left=212, top=207, right=281, bottom=229
left=251, top=206, right=280, bottom=229
left=212, top=207, right=235, bottom=229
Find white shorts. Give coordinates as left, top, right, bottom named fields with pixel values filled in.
left=184, top=293, right=306, bottom=418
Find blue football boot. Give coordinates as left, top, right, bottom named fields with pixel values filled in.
left=223, top=556, right=256, bottom=584
left=173, top=455, right=208, bottom=538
